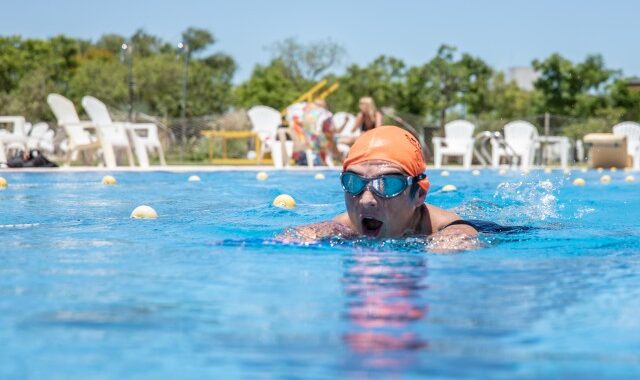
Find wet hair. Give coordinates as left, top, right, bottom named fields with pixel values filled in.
left=409, top=174, right=427, bottom=199
left=400, top=126, right=428, bottom=199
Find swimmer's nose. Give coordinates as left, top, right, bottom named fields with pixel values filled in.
left=359, top=187, right=378, bottom=208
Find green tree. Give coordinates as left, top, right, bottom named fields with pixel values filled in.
left=0, top=36, right=28, bottom=92
left=130, top=29, right=167, bottom=57
left=408, top=45, right=493, bottom=128
left=459, top=54, right=493, bottom=115
left=134, top=54, right=182, bottom=117
left=95, top=34, right=127, bottom=55
left=0, top=67, right=57, bottom=121
left=67, top=58, right=127, bottom=110
left=532, top=53, right=616, bottom=117
left=608, top=78, right=640, bottom=121
left=269, top=38, right=345, bottom=84
left=333, top=56, right=406, bottom=112
left=234, top=59, right=309, bottom=110
left=187, top=60, right=235, bottom=116
left=485, top=72, right=541, bottom=120
left=181, top=27, right=215, bottom=54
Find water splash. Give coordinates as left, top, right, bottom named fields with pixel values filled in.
left=453, top=179, right=560, bottom=226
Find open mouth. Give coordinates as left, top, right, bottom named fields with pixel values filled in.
left=361, top=217, right=383, bottom=237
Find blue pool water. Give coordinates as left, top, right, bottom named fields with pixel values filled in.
left=1, top=169, right=639, bottom=379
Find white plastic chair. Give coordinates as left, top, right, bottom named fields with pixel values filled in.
left=47, top=94, right=110, bottom=166
left=432, top=120, right=476, bottom=169
left=82, top=96, right=165, bottom=167
left=333, top=112, right=358, bottom=157
left=0, top=116, right=28, bottom=160
left=492, top=120, right=539, bottom=170
left=81, top=96, right=141, bottom=167
left=247, top=105, right=284, bottom=165
left=27, top=122, right=55, bottom=153
left=612, top=121, right=640, bottom=170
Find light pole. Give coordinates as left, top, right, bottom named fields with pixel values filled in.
left=120, top=43, right=134, bottom=122
left=177, top=42, right=190, bottom=147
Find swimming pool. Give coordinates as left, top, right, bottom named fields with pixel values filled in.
left=1, top=169, right=639, bottom=379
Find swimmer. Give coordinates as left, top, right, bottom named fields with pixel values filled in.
left=280, top=125, right=480, bottom=251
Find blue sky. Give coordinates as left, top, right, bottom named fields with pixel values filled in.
left=2, top=0, right=638, bottom=82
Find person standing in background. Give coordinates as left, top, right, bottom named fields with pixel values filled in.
left=338, top=97, right=383, bottom=146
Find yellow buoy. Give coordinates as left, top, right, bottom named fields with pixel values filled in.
left=102, top=175, right=117, bottom=185
left=573, top=178, right=586, bottom=186
left=597, top=167, right=604, bottom=173
left=610, top=167, right=618, bottom=172
left=0, top=176, right=7, bottom=189
left=314, top=173, right=325, bottom=180
left=188, top=175, right=201, bottom=182
left=273, top=194, right=296, bottom=209
left=580, top=168, right=588, bottom=173
left=471, top=169, right=481, bottom=176
left=130, top=205, right=158, bottom=219
left=625, top=175, right=635, bottom=183
left=600, top=175, right=611, bottom=184
left=544, top=167, right=552, bottom=174
left=441, top=184, right=457, bottom=192
left=256, top=171, right=269, bottom=181
left=440, top=170, right=450, bottom=177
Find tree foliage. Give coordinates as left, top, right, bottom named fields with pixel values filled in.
left=532, top=53, right=617, bottom=117
left=1, top=31, right=639, bottom=141
left=269, top=38, right=345, bottom=83
left=234, top=59, right=310, bottom=110
left=0, top=28, right=236, bottom=121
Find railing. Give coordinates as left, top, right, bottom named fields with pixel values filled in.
left=279, top=79, right=340, bottom=115
left=473, top=131, right=521, bottom=168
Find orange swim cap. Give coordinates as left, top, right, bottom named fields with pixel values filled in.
left=343, top=125, right=430, bottom=192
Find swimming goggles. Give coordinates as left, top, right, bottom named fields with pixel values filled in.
left=340, top=171, right=426, bottom=198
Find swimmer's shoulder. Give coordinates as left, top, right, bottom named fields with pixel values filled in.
left=332, top=212, right=352, bottom=227
left=425, top=204, right=477, bottom=236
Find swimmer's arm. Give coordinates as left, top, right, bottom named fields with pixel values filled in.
left=374, top=111, right=383, bottom=128
left=351, top=113, right=363, bottom=134
left=276, top=214, right=356, bottom=243
left=426, top=205, right=479, bottom=252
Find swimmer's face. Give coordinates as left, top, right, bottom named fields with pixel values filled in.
left=344, top=160, right=426, bottom=238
